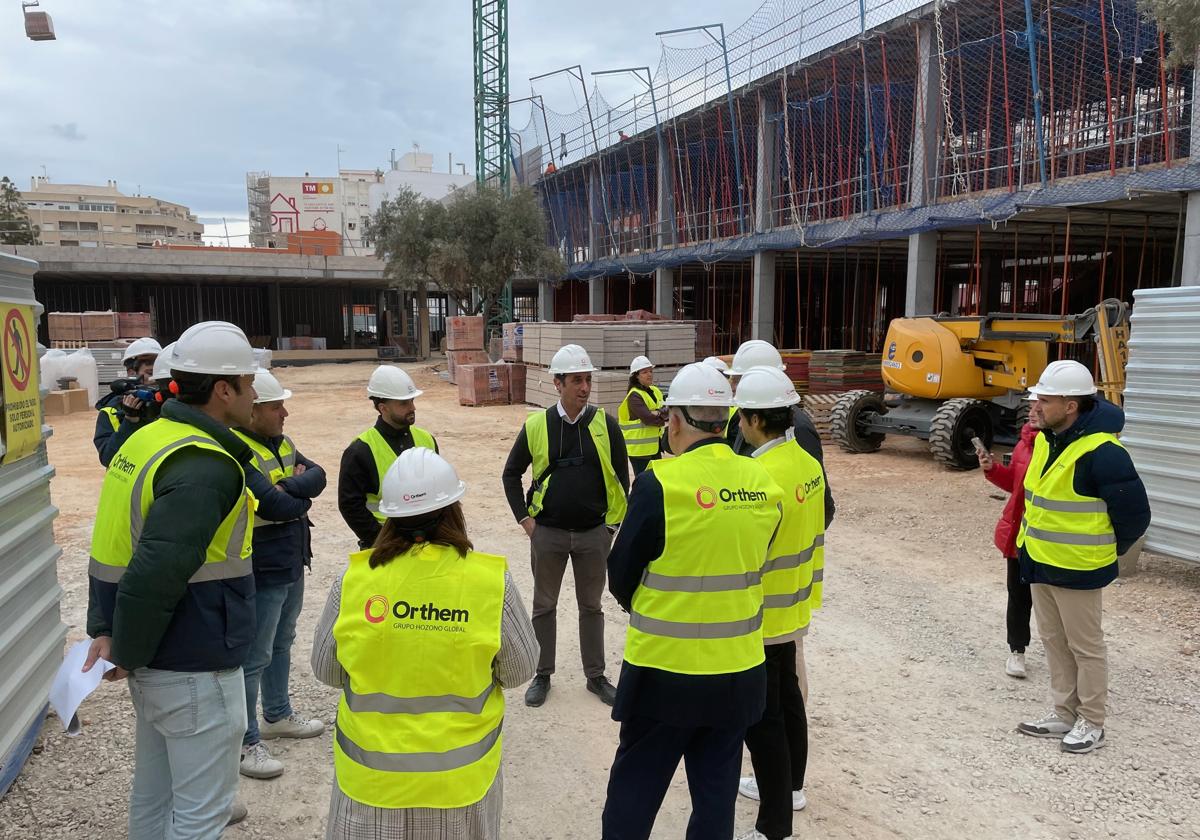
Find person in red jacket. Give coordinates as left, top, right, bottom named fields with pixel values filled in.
left=978, top=415, right=1042, bottom=679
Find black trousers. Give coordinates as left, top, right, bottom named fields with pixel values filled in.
left=744, top=642, right=807, bottom=840
left=601, top=715, right=745, bottom=840
left=1006, top=556, right=1033, bottom=653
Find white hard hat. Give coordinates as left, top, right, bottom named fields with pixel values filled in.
left=367, top=365, right=423, bottom=400
left=549, top=344, right=596, bottom=375
left=735, top=365, right=801, bottom=409
left=630, top=355, right=654, bottom=375
left=152, top=342, right=177, bottom=381
left=122, top=336, right=162, bottom=364
left=701, top=356, right=729, bottom=372
left=727, top=340, right=786, bottom=376
left=1026, top=359, right=1098, bottom=398
left=252, top=371, right=292, bottom=404
left=664, top=362, right=734, bottom=407
left=170, top=321, right=259, bottom=376
left=378, top=447, right=467, bottom=518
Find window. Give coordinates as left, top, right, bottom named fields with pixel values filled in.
left=78, top=222, right=99, bottom=232
left=59, top=240, right=79, bottom=246
left=42, top=222, right=55, bottom=230
left=79, top=203, right=116, bottom=212
left=58, top=221, right=78, bottom=231
left=103, top=225, right=113, bottom=232
left=58, top=204, right=72, bottom=210
left=80, top=241, right=99, bottom=248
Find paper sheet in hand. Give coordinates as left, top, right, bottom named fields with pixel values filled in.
left=49, top=639, right=115, bottom=736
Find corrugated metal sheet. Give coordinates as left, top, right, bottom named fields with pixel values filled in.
left=0, top=253, right=66, bottom=797
left=1121, top=285, right=1200, bottom=564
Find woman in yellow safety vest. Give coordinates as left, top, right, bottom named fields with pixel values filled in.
left=311, top=447, right=537, bottom=840
left=618, top=355, right=668, bottom=476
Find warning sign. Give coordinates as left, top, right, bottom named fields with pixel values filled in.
left=2, top=305, right=42, bottom=464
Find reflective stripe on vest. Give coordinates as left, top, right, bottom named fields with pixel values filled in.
left=101, top=406, right=120, bottom=432
left=1016, top=431, right=1121, bottom=572
left=623, top=443, right=782, bottom=675
left=357, top=426, right=436, bottom=523
left=617, top=386, right=665, bottom=457
left=233, top=430, right=299, bottom=526
left=753, top=435, right=827, bottom=641
left=525, top=408, right=627, bottom=526
left=88, top=417, right=254, bottom=584
left=332, top=543, right=506, bottom=809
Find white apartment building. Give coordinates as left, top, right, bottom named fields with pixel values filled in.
left=21, top=178, right=203, bottom=248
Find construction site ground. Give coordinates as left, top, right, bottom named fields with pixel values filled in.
left=3, top=360, right=1198, bottom=840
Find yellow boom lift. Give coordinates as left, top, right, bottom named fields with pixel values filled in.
left=830, top=299, right=1129, bottom=469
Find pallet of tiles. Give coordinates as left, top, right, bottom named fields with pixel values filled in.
left=808, top=350, right=883, bottom=394
left=644, top=323, right=696, bottom=366
left=780, top=350, right=812, bottom=395
left=802, top=393, right=846, bottom=442
left=524, top=367, right=629, bottom=414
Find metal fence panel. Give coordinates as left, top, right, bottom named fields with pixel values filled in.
left=1121, top=285, right=1200, bottom=564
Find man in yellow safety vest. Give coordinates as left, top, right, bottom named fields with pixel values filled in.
left=602, top=362, right=783, bottom=839
left=1015, top=360, right=1149, bottom=754
left=338, top=365, right=438, bottom=549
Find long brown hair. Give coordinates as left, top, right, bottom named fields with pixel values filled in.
left=369, top=502, right=473, bottom=568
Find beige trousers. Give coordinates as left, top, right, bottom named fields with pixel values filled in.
left=1031, top=584, right=1107, bottom=727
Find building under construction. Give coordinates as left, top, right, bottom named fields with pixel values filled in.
left=518, top=0, right=1199, bottom=358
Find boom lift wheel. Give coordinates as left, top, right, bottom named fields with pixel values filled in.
left=929, top=398, right=993, bottom=470
left=831, top=390, right=886, bottom=453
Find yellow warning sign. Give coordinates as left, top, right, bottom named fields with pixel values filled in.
left=2, top=304, right=42, bottom=464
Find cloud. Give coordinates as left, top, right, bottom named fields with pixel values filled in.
left=50, top=122, right=86, bottom=142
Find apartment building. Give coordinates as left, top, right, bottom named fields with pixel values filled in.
left=22, top=178, right=203, bottom=248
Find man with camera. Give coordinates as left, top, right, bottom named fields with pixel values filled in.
left=94, top=337, right=162, bottom=467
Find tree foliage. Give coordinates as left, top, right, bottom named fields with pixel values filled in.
left=1140, top=0, right=1200, bottom=68
left=365, top=184, right=563, bottom=315
left=0, top=176, right=40, bottom=245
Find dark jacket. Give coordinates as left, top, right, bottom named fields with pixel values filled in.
left=338, top=417, right=439, bottom=549
left=985, top=422, right=1039, bottom=558
left=606, top=437, right=766, bottom=729
left=501, top=405, right=630, bottom=531
left=236, top=428, right=327, bottom=588
left=86, top=399, right=257, bottom=672
left=730, top=405, right=836, bottom=528
left=1018, top=399, right=1151, bottom=589
left=94, top=391, right=155, bottom=467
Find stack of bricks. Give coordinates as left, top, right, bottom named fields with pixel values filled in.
left=445, top=316, right=488, bottom=385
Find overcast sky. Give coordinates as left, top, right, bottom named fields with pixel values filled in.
left=1, top=0, right=755, bottom=240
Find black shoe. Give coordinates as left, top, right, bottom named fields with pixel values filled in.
left=525, top=674, right=551, bottom=707
left=586, top=675, right=617, bottom=706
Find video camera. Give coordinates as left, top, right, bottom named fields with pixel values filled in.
left=110, top=377, right=165, bottom=420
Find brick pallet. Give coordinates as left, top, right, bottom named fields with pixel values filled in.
left=502, top=323, right=524, bottom=362
left=780, top=350, right=812, bottom=395
left=445, top=316, right=485, bottom=351
left=808, top=350, right=883, bottom=394
left=446, top=349, right=489, bottom=384
left=520, top=322, right=694, bottom=370
left=457, top=364, right=511, bottom=406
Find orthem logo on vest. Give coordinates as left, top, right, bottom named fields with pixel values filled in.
left=364, top=595, right=389, bottom=623
left=363, top=595, right=470, bottom=626
left=111, top=452, right=138, bottom=476
left=796, top=476, right=822, bottom=503
left=696, top=485, right=717, bottom=509
left=696, top=485, right=769, bottom=508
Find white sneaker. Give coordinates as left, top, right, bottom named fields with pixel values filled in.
left=239, top=742, right=283, bottom=779
left=1017, top=709, right=1074, bottom=738
left=259, top=712, right=325, bottom=740
left=738, top=777, right=807, bottom=810
left=1060, top=717, right=1106, bottom=754
left=1005, top=652, right=1027, bottom=679
left=735, top=831, right=793, bottom=840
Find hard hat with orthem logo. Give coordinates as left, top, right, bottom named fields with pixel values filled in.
left=664, top=363, right=734, bottom=407
left=549, top=344, right=597, bottom=375
left=629, top=355, right=654, bottom=375
left=252, top=371, right=292, bottom=404
left=170, top=321, right=259, bottom=376
left=1025, top=360, right=1098, bottom=398
left=367, top=365, right=423, bottom=400
left=378, top=447, right=467, bottom=518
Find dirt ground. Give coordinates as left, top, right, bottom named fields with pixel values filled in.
left=3, top=360, right=1199, bottom=840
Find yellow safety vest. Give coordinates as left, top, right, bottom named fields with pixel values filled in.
left=617, top=386, right=665, bottom=458
left=1017, top=432, right=1120, bottom=572
left=89, top=417, right=254, bottom=584
left=525, top=408, right=626, bottom=526
left=101, top=405, right=120, bottom=432
left=357, top=425, right=437, bottom=523
left=624, top=443, right=783, bottom=675
left=233, top=429, right=298, bottom=527
left=333, top=543, right=506, bottom=809
left=753, top=435, right=826, bottom=642
left=726, top=406, right=738, bottom=437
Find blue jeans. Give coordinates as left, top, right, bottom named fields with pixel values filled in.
left=128, top=667, right=245, bottom=840
left=242, top=575, right=304, bottom=745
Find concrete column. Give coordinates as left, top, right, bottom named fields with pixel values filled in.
left=269, top=281, right=282, bottom=346
left=588, top=168, right=603, bottom=260
left=751, top=251, right=776, bottom=341
left=537, top=280, right=555, bottom=321
left=755, top=92, right=777, bottom=233
left=908, top=23, right=940, bottom=206
left=906, top=231, right=938, bottom=316
left=588, top=277, right=605, bottom=314
left=657, top=132, right=676, bottom=248
left=654, top=267, right=676, bottom=319
left=1178, top=192, right=1200, bottom=286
